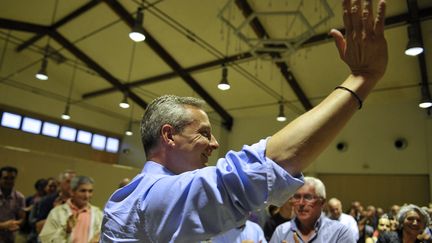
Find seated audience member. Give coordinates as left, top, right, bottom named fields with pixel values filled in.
left=21, top=178, right=48, bottom=236
left=25, top=178, right=48, bottom=208
left=31, top=170, right=76, bottom=233
left=263, top=199, right=294, bottom=241
left=348, top=201, right=364, bottom=222
left=39, top=176, right=103, bottom=243
left=389, top=204, right=401, bottom=219
left=44, top=177, right=58, bottom=195
left=367, top=214, right=391, bottom=243
left=270, top=177, right=355, bottom=243
left=0, top=166, right=25, bottom=243
left=377, top=204, right=429, bottom=243
left=367, top=205, right=379, bottom=230
left=388, top=215, right=399, bottom=232
left=212, top=220, right=266, bottom=243
left=327, top=197, right=359, bottom=240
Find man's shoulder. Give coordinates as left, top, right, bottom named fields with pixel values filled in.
left=340, top=213, right=357, bottom=222
left=321, top=216, right=351, bottom=231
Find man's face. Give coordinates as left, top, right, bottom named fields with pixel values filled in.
left=290, top=184, right=324, bottom=226
left=170, top=107, right=219, bottom=173
left=71, top=183, right=93, bottom=209
left=0, top=171, right=16, bottom=190
left=377, top=218, right=390, bottom=232
left=328, top=201, right=342, bottom=220
left=60, top=172, right=76, bottom=196
left=403, top=210, right=425, bottom=236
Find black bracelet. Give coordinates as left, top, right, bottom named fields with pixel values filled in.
left=334, top=86, right=363, bottom=109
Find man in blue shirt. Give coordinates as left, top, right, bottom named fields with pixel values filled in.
left=101, top=0, right=388, bottom=241
left=270, top=177, right=355, bottom=243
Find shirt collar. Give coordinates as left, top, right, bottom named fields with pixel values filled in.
left=291, top=213, right=325, bottom=233
left=142, top=161, right=176, bottom=176
left=67, top=198, right=89, bottom=213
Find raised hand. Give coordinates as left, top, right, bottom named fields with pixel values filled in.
left=330, top=0, right=388, bottom=82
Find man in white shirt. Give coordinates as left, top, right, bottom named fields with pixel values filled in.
left=327, top=197, right=359, bottom=240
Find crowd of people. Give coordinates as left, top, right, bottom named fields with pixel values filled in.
left=2, top=165, right=431, bottom=243
left=0, top=166, right=103, bottom=243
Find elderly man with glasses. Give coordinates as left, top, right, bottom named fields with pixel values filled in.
left=270, top=177, right=355, bottom=243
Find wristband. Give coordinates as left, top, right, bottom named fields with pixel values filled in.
left=335, top=86, right=363, bottom=109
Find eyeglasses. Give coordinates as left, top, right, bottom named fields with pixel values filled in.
left=290, top=193, right=322, bottom=203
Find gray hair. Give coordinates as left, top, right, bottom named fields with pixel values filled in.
left=140, top=95, right=205, bottom=156
left=397, top=204, right=429, bottom=230
left=304, top=176, right=326, bottom=199
left=70, top=176, right=94, bottom=191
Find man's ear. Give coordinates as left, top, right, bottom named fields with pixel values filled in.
left=160, top=124, right=175, bottom=146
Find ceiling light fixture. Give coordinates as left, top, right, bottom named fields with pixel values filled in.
left=276, top=101, right=287, bottom=122
left=61, top=59, right=77, bottom=120
left=218, top=64, right=230, bottom=90
left=119, top=94, right=130, bottom=109
left=405, top=24, right=423, bottom=56
left=129, top=7, right=146, bottom=42
left=61, top=104, right=71, bottom=120
left=419, top=85, right=432, bottom=109
left=35, top=57, right=48, bottom=80
left=125, top=104, right=134, bottom=136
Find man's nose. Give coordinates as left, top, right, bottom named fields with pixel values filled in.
left=209, top=134, right=219, bottom=150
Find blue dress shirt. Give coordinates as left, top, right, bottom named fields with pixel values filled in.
left=270, top=214, right=356, bottom=243
left=101, top=139, right=304, bottom=243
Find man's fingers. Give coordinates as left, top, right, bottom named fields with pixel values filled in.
left=350, top=0, right=363, bottom=38
left=293, top=232, right=300, bottom=243
left=329, top=29, right=346, bottom=59
left=362, top=0, right=374, bottom=35
left=342, top=0, right=353, bottom=36
left=374, top=0, right=386, bottom=37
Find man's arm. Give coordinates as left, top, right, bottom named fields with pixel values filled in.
left=266, top=0, right=388, bottom=175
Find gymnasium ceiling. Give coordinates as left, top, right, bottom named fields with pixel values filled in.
left=0, top=0, right=431, bottom=133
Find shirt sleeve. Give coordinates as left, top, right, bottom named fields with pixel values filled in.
left=143, top=139, right=304, bottom=242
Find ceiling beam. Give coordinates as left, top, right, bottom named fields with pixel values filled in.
left=81, top=6, right=432, bottom=105
left=16, top=0, right=102, bottom=52
left=0, top=18, right=148, bottom=110
left=102, top=0, right=233, bottom=130
left=234, top=0, right=313, bottom=111
left=82, top=52, right=252, bottom=99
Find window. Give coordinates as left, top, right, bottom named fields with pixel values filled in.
left=0, top=111, right=121, bottom=154
left=42, top=122, right=60, bottom=137
left=21, top=117, right=42, bottom=134
left=92, top=134, right=106, bottom=151
left=77, top=130, right=92, bottom=144
left=59, top=126, right=77, bottom=141
left=106, top=137, right=120, bottom=153
left=1, top=112, right=22, bottom=129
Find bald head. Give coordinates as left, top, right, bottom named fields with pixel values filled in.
left=328, top=198, right=343, bottom=220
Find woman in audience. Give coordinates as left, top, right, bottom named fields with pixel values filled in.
left=377, top=204, right=429, bottom=243
left=367, top=214, right=391, bottom=243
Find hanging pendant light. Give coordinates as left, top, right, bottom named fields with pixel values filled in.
left=35, top=57, right=49, bottom=80
left=129, top=7, right=146, bottom=42
left=218, top=64, right=230, bottom=90
left=276, top=101, right=287, bottom=122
